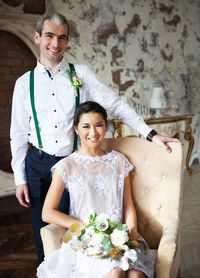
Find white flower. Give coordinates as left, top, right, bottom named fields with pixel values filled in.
left=110, top=229, right=129, bottom=246
left=118, top=249, right=138, bottom=271
left=119, top=256, right=130, bottom=271
left=120, top=244, right=129, bottom=251
left=85, top=246, right=102, bottom=256
left=89, top=232, right=104, bottom=247
left=95, top=213, right=109, bottom=231
left=81, top=226, right=95, bottom=244
left=124, top=249, right=138, bottom=262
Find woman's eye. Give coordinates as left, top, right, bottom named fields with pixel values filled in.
left=83, top=126, right=89, bottom=128
left=96, top=124, right=103, bottom=127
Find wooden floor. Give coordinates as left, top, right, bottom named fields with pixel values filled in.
left=0, top=195, right=38, bottom=278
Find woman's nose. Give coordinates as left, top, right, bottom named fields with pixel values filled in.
left=89, top=126, right=97, bottom=136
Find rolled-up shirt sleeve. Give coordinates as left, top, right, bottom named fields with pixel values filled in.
left=83, top=65, right=152, bottom=138
left=10, top=77, right=30, bottom=186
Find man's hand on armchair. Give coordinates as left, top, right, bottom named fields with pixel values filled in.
left=152, top=134, right=183, bottom=153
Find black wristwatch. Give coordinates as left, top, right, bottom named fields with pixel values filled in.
left=146, top=129, right=158, bottom=142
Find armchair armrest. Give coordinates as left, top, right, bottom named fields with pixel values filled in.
left=156, top=220, right=181, bottom=278
left=40, top=224, right=66, bottom=257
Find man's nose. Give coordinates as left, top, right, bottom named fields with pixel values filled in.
left=52, top=37, right=59, bottom=47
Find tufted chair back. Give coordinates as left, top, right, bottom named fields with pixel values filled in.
left=41, top=137, right=184, bottom=278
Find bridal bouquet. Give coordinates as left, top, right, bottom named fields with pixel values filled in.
left=62, top=213, right=139, bottom=270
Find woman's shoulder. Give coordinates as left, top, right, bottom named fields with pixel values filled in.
left=111, top=150, right=134, bottom=171
left=53, top=154, right=76, bottom=170
left=111, top=150, right=128, bottom=160
left=51, top=154, right=77, bottom=182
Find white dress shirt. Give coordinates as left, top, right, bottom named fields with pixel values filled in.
left=10, top=58, right=151, bottom=186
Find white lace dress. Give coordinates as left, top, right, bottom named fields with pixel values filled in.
left=37, top=150, right=156, bottom=278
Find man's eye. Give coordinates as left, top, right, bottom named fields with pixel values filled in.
left=83, top=126, right=89, bottom=128
left=96, top=124, right=103, bottom=127
left=59, top=36, right=67, bottom=40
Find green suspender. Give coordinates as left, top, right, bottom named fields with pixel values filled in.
left=29, top=63, right=80, bottom=152
left=69, top=63, right=80, bottom=152
left=30, top=69, right=43, bottom=149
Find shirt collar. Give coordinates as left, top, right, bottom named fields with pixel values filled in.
left=36, top=57, right=69, bottom=75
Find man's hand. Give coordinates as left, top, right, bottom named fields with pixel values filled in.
left=16, top=184, right=31, bottom=208
left=152, top=134, right=183, bottom=153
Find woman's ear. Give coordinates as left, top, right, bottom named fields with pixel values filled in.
left=74, top=126, right=78, bottom=135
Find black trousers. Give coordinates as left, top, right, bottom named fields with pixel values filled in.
left=25, top=146, right=70, bottom=263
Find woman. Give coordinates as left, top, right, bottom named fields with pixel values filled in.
left=37, top=101, right=156, bottom=278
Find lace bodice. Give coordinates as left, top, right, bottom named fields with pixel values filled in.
left=52, top=150, right=133, bottom=224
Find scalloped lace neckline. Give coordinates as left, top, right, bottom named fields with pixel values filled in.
left=72, top=150, right=116, bottom=161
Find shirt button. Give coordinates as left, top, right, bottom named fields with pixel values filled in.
left=54, top=110, right=56, bottom=112
left=55, top=125, right=57, bottom=128
left=51, top=77, right=53, bottom=80
left=55, top=140, right=58, bottom=143
left=52, top=93, right=55, bottom=96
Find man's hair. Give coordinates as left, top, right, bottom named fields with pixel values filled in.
left=74, top=101, right=108, bottom=128
left=36, top=12, right=69, bottom=36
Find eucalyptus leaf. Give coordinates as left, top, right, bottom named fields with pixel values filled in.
left=102, top=236, right=113, bottom=252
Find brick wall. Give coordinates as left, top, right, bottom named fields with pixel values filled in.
left=0, top=30, right=36, bottom=172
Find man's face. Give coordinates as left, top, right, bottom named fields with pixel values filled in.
left=34, top=19, right=69, bottom=66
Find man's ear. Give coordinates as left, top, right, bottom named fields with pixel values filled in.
left=64, top=36, right=69, bottom=51
left=34, top=31, right=40, bottom=44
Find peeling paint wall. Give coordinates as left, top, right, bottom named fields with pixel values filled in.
left=49, top=0, right=200, bottom=113
left=1, top=0, right=199, bottom=113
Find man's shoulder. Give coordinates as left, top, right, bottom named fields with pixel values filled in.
left=73, top=63, right=94, bottom=80
left=15, top=70, right=32, bottom=86
left=73, top=63, right=88, bottom=71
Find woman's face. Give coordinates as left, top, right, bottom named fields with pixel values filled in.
left=75, top=112, right=107, bottom=150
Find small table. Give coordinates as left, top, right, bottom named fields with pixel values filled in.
left=113, top=114, right=194, bottom=175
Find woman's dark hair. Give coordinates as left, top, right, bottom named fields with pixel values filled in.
left=74, top=101, right=108, bottom=127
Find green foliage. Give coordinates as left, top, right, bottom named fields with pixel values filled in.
left=102, top=236, right=113, bottom=252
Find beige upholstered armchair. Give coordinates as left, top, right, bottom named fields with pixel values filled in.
left=41, top=137, right=184, bottom=278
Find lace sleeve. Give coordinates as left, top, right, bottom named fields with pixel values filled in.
left=115, top=151, right=134, bottom=177
left=51, top=158, right=68, bottom=185
left=123, top=156, right=134, bottom=177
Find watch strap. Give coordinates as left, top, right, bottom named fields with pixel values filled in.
left=146, top=129, right=158, bottom=142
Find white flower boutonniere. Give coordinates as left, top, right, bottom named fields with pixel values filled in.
left=67, top=69, right=83, bottom=97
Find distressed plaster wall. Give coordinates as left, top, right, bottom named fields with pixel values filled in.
left=49, top=0, right=200, bottom=113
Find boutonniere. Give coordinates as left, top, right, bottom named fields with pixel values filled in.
left=67, top=70, right=83, bottom=97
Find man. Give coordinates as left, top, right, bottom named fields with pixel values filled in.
left=10, top=12, right=180, bottom=264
